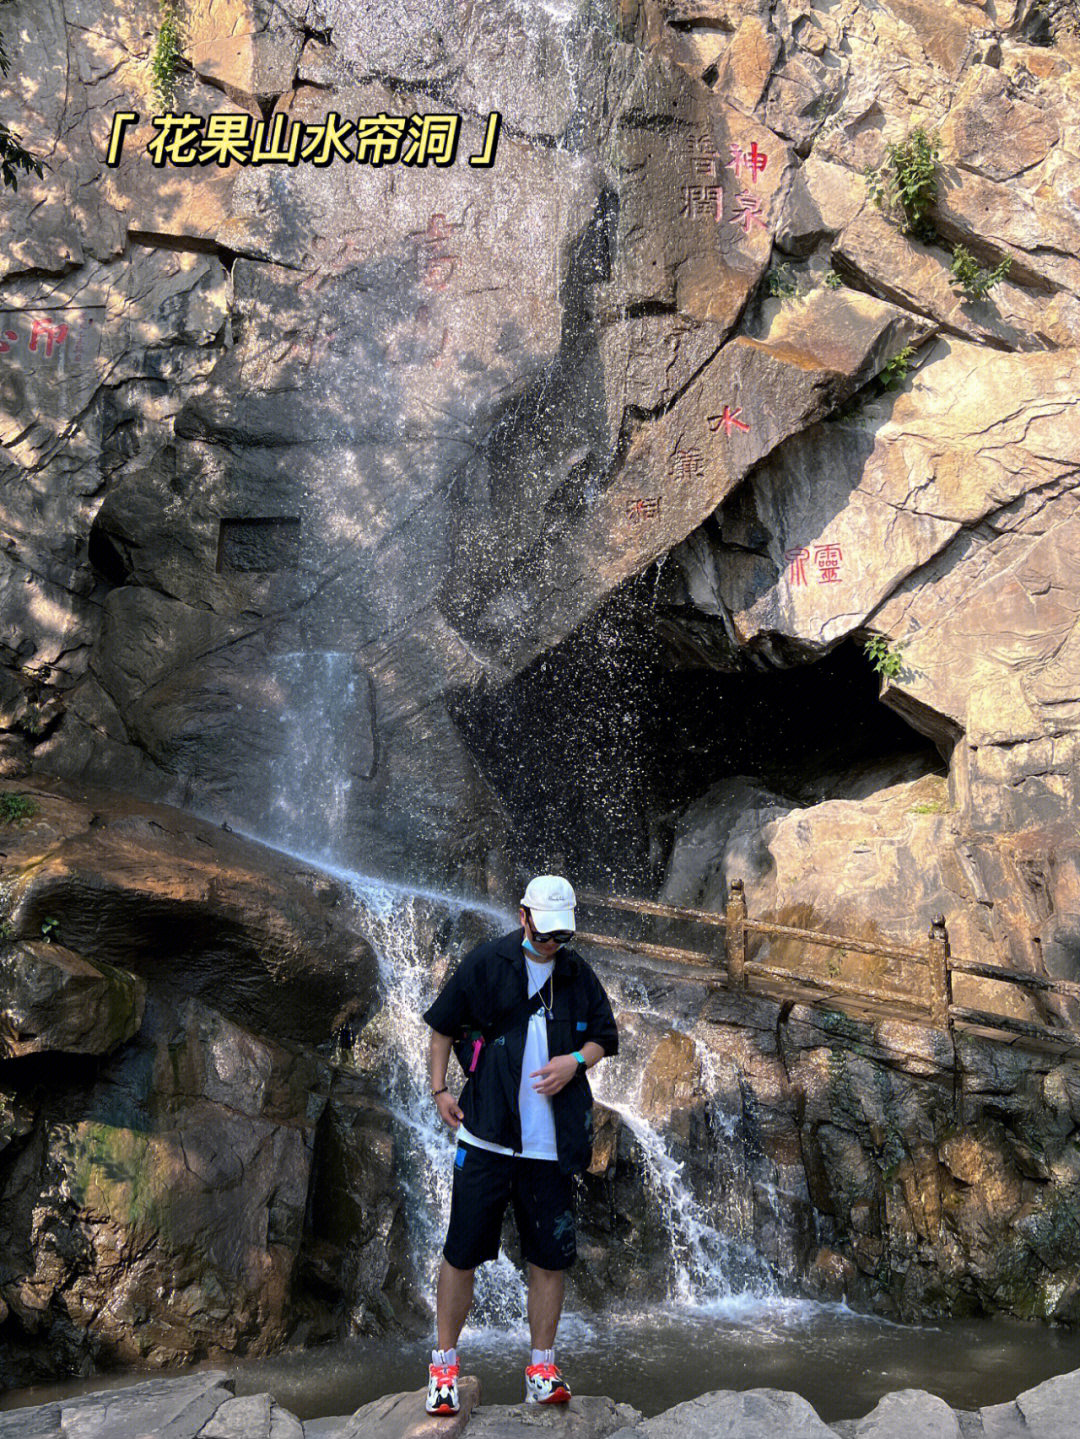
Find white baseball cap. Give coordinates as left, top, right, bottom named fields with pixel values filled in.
left=521, top=874, right=576, bottom=933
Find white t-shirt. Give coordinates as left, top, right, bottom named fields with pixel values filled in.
left=457, top=954, right=559, bottom=1161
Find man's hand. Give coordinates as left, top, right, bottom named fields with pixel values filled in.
left=530, top=1053, right=580, bottom=1096
left=435, top=1090, right=464, bottom=1128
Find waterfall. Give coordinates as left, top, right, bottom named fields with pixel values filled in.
left=340, top=878, right=530, bottom=1330
left=265, top=652, right=365, bottom=858
left=588, top=980, right=786, bottom=1310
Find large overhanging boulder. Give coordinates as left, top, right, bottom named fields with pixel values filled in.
left=0, top=777, right=378, bottom=1046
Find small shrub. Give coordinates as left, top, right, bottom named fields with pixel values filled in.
left=866, top=127, right=940, bottom=241
left=950, top=244, right=1011, bottom=301
left=864, top=635, right=905, bottom=679
left=765, top=262, right=799, bottom=299
left=824, top=268, right=844, bottom=289
left=879, top=343, right=915, bottom=389
left=151, top=1, right=184, bottom=110
left=0, top=793, right=37, bottom=824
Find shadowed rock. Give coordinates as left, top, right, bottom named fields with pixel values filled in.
left=0, top=940, right=144, bottom=1059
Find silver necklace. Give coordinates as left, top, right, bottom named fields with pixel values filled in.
left=525, top=957, right=554, bottom=1017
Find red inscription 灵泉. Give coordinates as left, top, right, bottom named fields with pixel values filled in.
left=814, top=543, right=842, bottom=583
left=785, top=545, right=844, bottom=585
left=707, top=405, right=750, bottom=437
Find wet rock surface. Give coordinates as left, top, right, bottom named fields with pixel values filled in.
left=0, top=779, right=398, bottom=1389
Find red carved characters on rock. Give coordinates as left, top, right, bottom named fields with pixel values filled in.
left=413, top=213, right=462, bottom=291
left=670, top=447, right=705, bottom=484
left=785, top=544, right=844, bottom=586
left=707, top=405, right=751, bottom=437
left=729, top=141, right=768, bottom=184
left=626, top=497, right=661, bottom=521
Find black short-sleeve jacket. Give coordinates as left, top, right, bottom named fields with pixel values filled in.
left=423, top=927, right=619, bottom=1174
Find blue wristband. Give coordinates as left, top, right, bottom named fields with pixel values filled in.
left=572, top=1050, right=586, bottom=1069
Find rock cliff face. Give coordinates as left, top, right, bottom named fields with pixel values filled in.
left=577, top=974, right=1080, bottom=1325
left=1, top=0, right=1080, bottom=1394
left=0, top=780, right=403, bottom=1389
left=0, top=0, right=1077, bottom=915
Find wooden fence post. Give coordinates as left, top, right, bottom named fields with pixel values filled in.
left=726, top=878, right=748, bottom=990
left=929, top=912, right=952, bottom=1030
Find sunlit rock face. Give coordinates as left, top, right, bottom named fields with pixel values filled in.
left=5, top=0, right=1077, bottom=903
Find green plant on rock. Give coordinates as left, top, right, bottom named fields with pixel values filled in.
left=864, top=635, right=905, bottom=679
left=0, top=792, right=37, bottom=824
left=878, top=343, right=915, bottom=389
left=0, top=10, right=45, bottom=191
left=40, top=915, right=59, bottom=942
left=824, top=267, right=844, bottom=289
left=765, top=261, right=799, bottom=299
left=865, top=127, right=941, bottom=242
left=950, top=244, right=1011, bottom=301
left=151, top=0, right=184, bottom=110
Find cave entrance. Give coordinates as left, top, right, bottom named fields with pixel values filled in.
left=449, top=577, right=947, bottom=893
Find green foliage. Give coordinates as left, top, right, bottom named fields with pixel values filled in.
left=864, top=635, right=905, bottom=679
left=40, top=915, right=59, bottom=942
left=151, top=0, right=184, bottom=110
left=824, top=267, right=844, bottom=289
left=0, top=10, right=44, bottom=191
left=765, top=261, right=799, bottom=299
left=865, top=127, right=940, bottom=241
left=878, top=343, right=915, bottom=389
left=0, top=792, right=37, bottom=824
left=949, top=244, right=1011, bottom=301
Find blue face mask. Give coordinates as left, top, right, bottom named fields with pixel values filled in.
left=523, top=936, right=542, bottom=956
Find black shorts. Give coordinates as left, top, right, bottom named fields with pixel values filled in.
left=442, top=1141, right=577, bottom=1272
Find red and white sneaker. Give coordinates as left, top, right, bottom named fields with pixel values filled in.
left=426, top=1359, right=460, bottom=1415
left=525, top=1361, right=572, bottom=1404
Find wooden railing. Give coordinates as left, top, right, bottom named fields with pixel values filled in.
left=575, top=881, right=1080, bottom=1056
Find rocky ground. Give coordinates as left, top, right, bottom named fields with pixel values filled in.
left=4, top=1366, right=1080, bottom=1439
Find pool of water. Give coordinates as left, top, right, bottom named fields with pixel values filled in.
left=2, top=1301, right=1077, bottom=1424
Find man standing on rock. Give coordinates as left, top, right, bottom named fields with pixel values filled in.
left=422, top=874, right=619, bottom=1415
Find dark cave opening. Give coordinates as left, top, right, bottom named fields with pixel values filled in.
left=449, top=577, right=948, bottom=893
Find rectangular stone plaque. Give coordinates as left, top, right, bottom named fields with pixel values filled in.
left=217, top=517, right=301, bottom=572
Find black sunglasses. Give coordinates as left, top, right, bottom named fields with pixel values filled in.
left=525, top=910, right=574, bottom=945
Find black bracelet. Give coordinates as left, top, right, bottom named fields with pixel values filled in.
left=432, top=1086, right=449, bottom=1097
